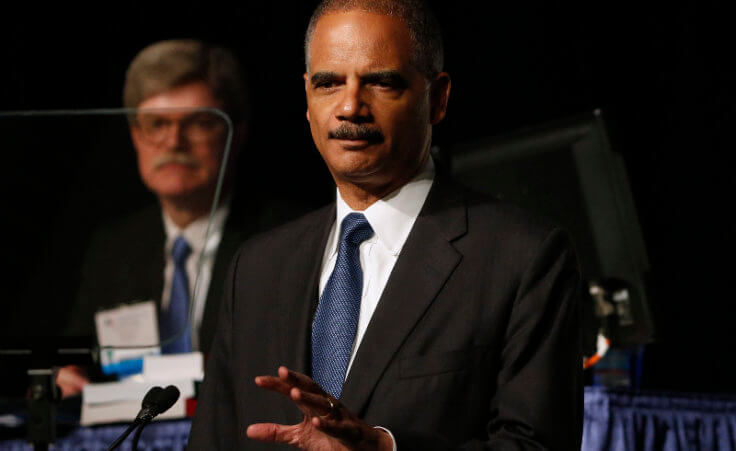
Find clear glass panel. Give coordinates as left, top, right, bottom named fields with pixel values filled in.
left=0, top=107, right=233, bottom=361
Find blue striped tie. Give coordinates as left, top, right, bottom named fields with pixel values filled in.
left=311, top=213, right=374, bottom=398
left=160, top=236, right=192, bottom=354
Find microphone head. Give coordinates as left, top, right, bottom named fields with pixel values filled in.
left=141, top=386, right=164, bottom=409
left=154, top=385, right=181, bottom=415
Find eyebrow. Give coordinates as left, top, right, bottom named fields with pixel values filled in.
left=309, top=70, right=409, bottom=88
left=361, top=70, right=408, bottom=88
left=310, top=71, right=340, bottom=87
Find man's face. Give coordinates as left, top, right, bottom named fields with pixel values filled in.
left=130, top=81, right=228, bottom=203
left=305, top=10, right=449, bottom=190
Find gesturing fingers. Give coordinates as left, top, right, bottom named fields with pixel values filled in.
left=254, top=373, right=293, bottom=397
left=250, top=365, right=393, bottom=450
left=255, top=366, right=340, bottom=419
left=279, top=366, right=325, bottom=393
left=255, top=366, right=325, bottom=397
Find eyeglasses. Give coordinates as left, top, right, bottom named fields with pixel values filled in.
left=135, top=111, right=227, bottom=145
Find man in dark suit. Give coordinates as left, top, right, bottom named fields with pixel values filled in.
left=58, top=40, right=256, bottom=396
left=189, top=1, right=582, bottom=449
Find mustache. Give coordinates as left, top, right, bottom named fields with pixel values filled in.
left=328, top=124, right=384, bottom=142
left=152, top=153, right=198, bottom=170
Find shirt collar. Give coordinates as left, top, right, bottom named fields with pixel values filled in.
left=163, top=202, right=230, bottom=257
left=330, top=158, right=435, bottom=257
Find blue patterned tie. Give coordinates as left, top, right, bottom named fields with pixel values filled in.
left=312, top=213, right=374, bottom=398
left=160, top=236, right=192, bottom=354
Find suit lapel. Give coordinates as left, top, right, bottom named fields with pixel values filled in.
left=340, top=179, right=467, bottom=414
left=135, top=207, right=166, bottom=306
left=279, top=204, right=336, bottom=375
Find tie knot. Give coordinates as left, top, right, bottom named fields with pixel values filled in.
left=172, top=236, right=191, bottom=265
left=340, top=213, right=373, bottom=246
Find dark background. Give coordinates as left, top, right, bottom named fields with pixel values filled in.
left=2, top=1, right=732, bottom=392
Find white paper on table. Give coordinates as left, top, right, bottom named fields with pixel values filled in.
left=80, top=397, right=187, bottom=426
left=83, top=379, right=196, bottom=405
left=143, top=352, right=204, bottom=382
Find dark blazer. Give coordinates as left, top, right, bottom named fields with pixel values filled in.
left=189, top=177, right=583, bottom=450
left=64, top=203, right=253, bottom=355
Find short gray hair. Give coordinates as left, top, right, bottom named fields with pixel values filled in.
left=123, top=39, right=248, bottom=121
left=304, top=0, right=444, bottom=79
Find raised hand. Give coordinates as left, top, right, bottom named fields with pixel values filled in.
left=246, top=366, right=393, bottom=451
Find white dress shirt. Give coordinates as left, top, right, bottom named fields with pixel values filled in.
left=318, top=159, right=435, bottom=375
left=161, top=204, right=229, bottom=351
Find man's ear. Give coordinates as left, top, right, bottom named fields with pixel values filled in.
left=429, top=72, right=451, bottom=125
left=130, top=124, right=142, bottom=149
left=304, top=72, right=311, bottom=122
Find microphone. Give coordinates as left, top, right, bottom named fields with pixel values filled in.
left=106, top=385, right=181, bottom=451
left=135, top=385, right=180, bottom=422
left=131, top=385, right=181, bottom=451
left=153, top=385, right=181, bottom=415
left=135, top=386, right=164, bottom=421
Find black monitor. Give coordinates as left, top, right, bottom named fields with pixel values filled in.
left=449, top=110, right=653, bottom=345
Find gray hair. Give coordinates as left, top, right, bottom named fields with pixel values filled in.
left=304, top=0, right=444, bottom=79
left=123, top=39, right=248, bottom=121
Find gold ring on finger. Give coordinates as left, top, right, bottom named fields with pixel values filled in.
left=326, top=397, right=341, bottom=419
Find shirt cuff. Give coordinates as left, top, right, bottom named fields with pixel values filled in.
left=374, top=426, right=397, bottom=451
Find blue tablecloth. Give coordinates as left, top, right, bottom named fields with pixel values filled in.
left=583, top=387, right=736, bottom=450
left=3, top=387, right=736, bottom=450
left=0, top=420, right=190, bottom=450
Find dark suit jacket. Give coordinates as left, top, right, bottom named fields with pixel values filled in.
left=189, top=177, right=582, bottom=450
left=64, top=203, right=253, bottom=355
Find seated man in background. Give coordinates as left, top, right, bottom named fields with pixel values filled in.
left=58, top=39, right=258, bottom=397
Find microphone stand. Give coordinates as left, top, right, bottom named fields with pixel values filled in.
left=1, top=339, right=94, bottom=450
left=105, top=420, right=142, bottom=451
left=131, top=417, right=152, bottom=451
left=27, top=368, right=59, bottom=451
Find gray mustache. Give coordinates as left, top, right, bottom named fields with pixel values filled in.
left=328, top=124, right=384, bottom=142
left=153, top=153, right=198, bottom=170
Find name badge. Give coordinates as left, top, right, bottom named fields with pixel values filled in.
left=95, top=301, right=161, bottom=376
